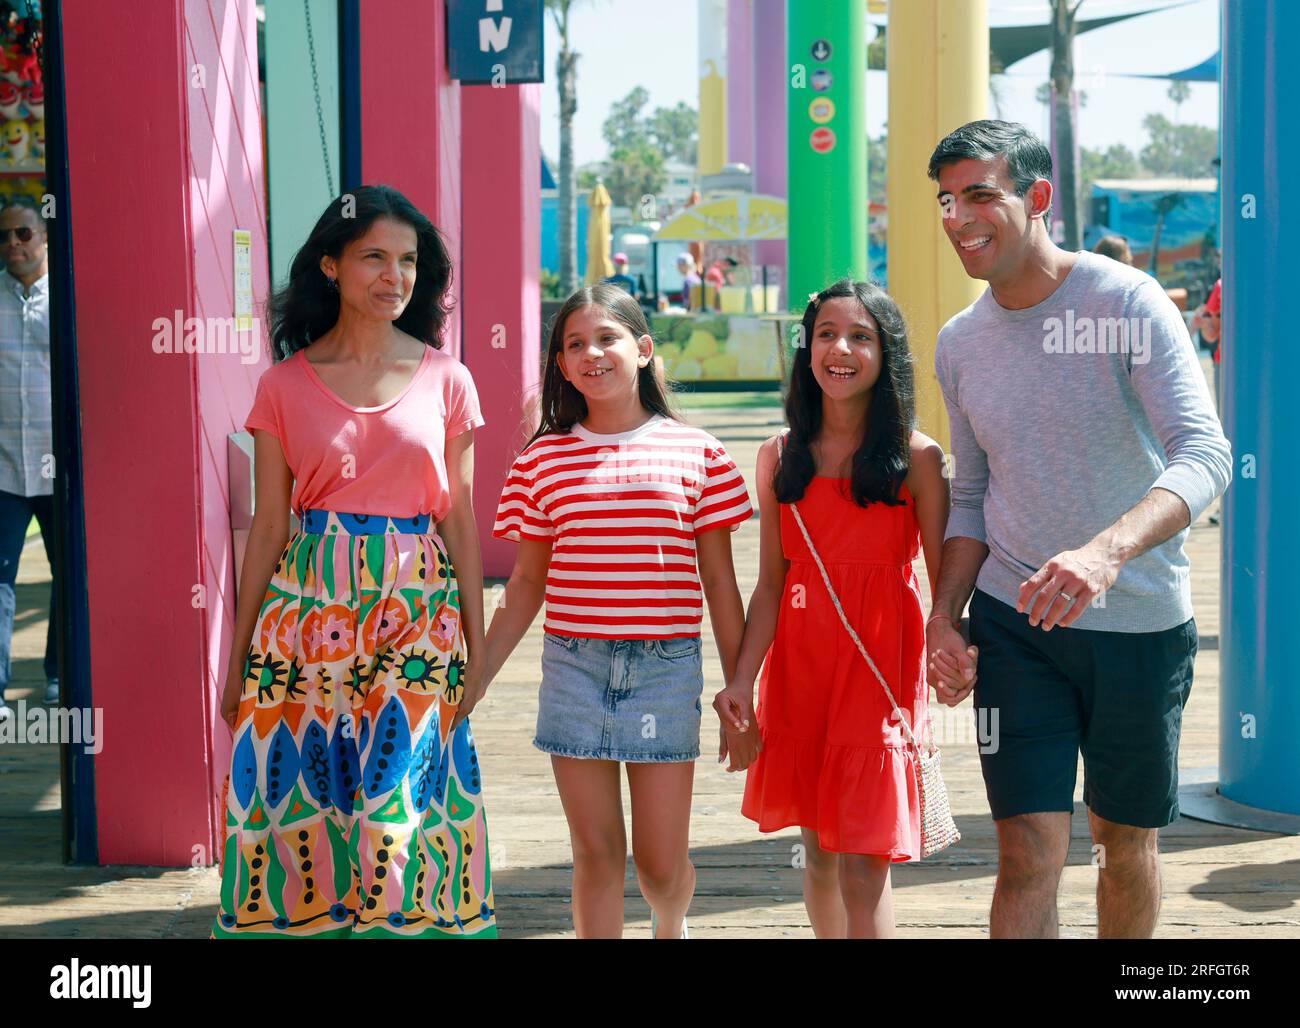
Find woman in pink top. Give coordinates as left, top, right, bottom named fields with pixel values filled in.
left=213, top=186, right=495, bottom=939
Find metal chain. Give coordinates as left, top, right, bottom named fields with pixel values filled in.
left=303, top=0, right=335, bottom=199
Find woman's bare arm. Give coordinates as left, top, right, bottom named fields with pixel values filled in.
left=221, top=430, right=293, bottom=727
left=438, top=429, right=485, bottom=661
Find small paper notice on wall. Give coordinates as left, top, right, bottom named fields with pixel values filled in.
left=233, top=229, right=253, bottom=332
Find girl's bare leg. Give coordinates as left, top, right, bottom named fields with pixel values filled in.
left=839, top=853, right=895, bottom=938
left=801, top=827, right=848, bottom=938
left=551, top=756, right=627, bottom=938
left=626, top=761, right=697, bottom=938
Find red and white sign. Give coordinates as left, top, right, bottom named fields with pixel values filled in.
left=810, top=127, right=837, bottom=154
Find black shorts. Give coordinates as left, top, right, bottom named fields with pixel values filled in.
left=969, top=589, right=1197, bottom=829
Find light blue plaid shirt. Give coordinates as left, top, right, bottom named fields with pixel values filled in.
left=0, top=269, right=52, bottom=497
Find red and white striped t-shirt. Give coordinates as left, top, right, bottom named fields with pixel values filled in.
left=492, top=415, right=754, bottom=639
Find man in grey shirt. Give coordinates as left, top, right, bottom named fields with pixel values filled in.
left=923, top=121, right=1231, bottom=939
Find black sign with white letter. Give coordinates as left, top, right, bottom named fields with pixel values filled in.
left=447, top=0, right=545, bottom=85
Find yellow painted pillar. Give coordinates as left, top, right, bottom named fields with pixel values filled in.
left=886, top=0, right=987, bottom=451
left=698, top=0, right=728, bottom=178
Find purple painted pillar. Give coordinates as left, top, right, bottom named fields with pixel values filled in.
left=727, top=0, right=755, bottom=168
left=752, top=0, right=786, bottom=295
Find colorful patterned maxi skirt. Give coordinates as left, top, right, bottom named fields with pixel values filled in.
left=213, top=509, right=496, bottom=938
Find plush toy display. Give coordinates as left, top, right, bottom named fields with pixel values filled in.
left=0, top=80, right=19, bottom=120
left=3, top=118, right=28, bottom=163
left=0, top=3, right=42, bottom=169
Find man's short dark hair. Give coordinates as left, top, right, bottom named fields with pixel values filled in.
left=1, top=194, right=47, bottom=232
left=928, top=120, right=1054, bottom=224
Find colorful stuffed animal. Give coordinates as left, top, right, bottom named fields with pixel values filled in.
left=22, top=79, right=39, bottom=118
left=0, top=80, right=19, bottom=120
left=3, top=118, right=28, bottom=163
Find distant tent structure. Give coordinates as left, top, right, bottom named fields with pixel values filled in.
left=865, top=2, right=1196, bottom=71
left=1129, top=50, right=1220, bottom=83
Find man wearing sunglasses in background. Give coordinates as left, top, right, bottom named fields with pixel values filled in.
left=0, top=196, right=56, bottom=723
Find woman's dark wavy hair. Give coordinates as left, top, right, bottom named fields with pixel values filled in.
left=529, top=284, right=681, bottom=445
left=774, top=278, right=916, bottom=507
left=268, top=185, right=454, bottom=360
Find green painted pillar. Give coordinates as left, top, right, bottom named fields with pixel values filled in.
left=786, top=0, right=867, bottom=310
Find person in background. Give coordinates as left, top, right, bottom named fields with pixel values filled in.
left=1092, top=235, right=1133, bottom=265
left=1191, top=278, right=1223, bottom=521
left=1192, top=277, right=1222, bottom=405
left=676, top=252, right=702, bottom=310
left=704, top=257, right=736, bottom=288
left=1095, top=235, right=1191, bottom=314
left=0, top=195, right=57, bottom=723
left=603, top=252, right=638, bottom=297
left=704, top=257, right=739, bottom=311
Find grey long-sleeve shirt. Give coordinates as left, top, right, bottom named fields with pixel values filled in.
left=935, top=250, right=1232, bottom=633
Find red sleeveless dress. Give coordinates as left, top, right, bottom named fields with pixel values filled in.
left=741, top=474, right=927, bottom=860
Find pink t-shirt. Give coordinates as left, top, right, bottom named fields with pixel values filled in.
left=244, top=345, right=484, bottom=519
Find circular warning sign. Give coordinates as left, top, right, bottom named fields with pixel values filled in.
left=809, top=97, right=835, bottom=124
left=810, top=127, right=837, bottom=154
left=811, top=68, right=833, bottom=92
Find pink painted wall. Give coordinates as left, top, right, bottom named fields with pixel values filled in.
left=360, top=0, right=529, bottom=568
left=183, top=0, right=273, bottom=859
left=62, top=0, right=526, bottom=864
left=359, top=0, right=463, bottom=358
left=63, top=0, right=268, bottom=864
left=460, top=84, right=543, bottom=578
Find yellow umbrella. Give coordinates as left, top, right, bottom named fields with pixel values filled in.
left=585, top=182, right=615, bottom=285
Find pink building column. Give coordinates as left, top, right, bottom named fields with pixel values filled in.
left=359, top=0, right=463, bottom=355
left=63, top=0, right=269, bottom=864
left=460, top=84, right=543, bottom=578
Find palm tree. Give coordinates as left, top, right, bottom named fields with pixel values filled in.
left=1049, top=0, right=1084, bottom=250
left=547, top=0, right=584, bottom=293
left=1167, top=80, right=1191, bottom=123
left=1149, top=192, right=1184, bottom=275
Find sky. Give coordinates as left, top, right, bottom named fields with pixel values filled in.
left=538, top=0, right=1220, bottom=170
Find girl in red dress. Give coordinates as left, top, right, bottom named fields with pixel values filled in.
left=715, top=279, right=964, bottom=938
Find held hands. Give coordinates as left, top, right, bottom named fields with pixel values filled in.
left=926, top=616, right=978, bottom=707
left=712, top=683, right=762, bottom=773
left=449, top=657, right=487, bottom=733
left=1017, top=542, right=1122, bottom=631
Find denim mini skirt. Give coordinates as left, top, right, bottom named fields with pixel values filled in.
left=535, top=633, right=705, bottom=762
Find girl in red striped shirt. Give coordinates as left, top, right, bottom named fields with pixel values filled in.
left=475, top=285, right=753, bottom=938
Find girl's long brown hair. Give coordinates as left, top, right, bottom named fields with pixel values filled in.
left=774, top=278, right=916, bottom=507
left=529, top=284, right=681, bottom=445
